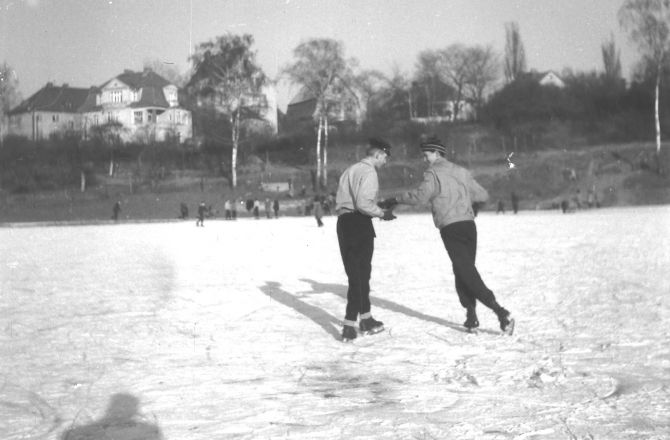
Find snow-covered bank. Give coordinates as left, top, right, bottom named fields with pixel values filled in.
left=1, top=207, right=669, bottom=439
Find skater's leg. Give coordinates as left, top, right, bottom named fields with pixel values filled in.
left=441, top=221, right=501, bottom=312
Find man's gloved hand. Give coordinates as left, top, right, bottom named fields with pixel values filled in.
left=377, top=197, right=399, bottom=210
left=381, top=209, right=397, bottom=221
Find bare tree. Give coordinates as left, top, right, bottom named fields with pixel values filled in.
left=188, top=34, right=267, bottom=188
left=601, top=34, right=622, bottom=81
left=504, top=22, right=526, bottom=84
left=438, top=44, right=471, bottom=121
left=282, top=38, right=358, bottom=189
left=356, top=69, right=387, bottom=119
left=619, top=0, right=670, bottom=174
left=463, top=45, right=501, bottom=116
left=415, top=50, right=443, bottom=116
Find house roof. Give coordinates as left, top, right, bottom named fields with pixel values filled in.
left=130, top=86, right=169, bottom=108
left=103, top=69, right=171, bottom=90
left=77, top=87, right=102, bottom=112
left=288, top=87, right=316, bottom=106
left=8, top=83, right=92, bottom=115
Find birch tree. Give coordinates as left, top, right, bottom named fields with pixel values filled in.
left=188, top=34, right=267, bottom=188
left=619, top=0, right=670, bottom=174
left=283, top=39, right=358, bottom=189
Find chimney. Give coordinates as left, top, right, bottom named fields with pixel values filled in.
left=46, top=82, right=54, bottom=88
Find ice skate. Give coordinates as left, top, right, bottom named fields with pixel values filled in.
left=359, top=317, right=384, bottom=335
left=341, top=325, right=357, bottom=342
left=497, top=308, right=515, bottom=336
left=463, top=308, right=479, bottom=333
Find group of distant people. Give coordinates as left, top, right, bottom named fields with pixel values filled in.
left=176, top=197, right=281, bottom=226
left=494, top=191, right=520, bottom=215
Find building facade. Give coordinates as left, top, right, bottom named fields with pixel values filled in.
left=6, top=83, right=91, bottom=140
left=6, top=68, right=193, bottom=143
left=80, top=68, right=192, bottom=142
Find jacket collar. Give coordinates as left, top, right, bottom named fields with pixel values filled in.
left=361, top=157, right=376, bottom=168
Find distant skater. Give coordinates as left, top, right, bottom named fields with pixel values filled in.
left=224, top=199, right=232, bottom=220
left=314, top=196, right=324, bottom=227
left=180, top=202, right=189, bottom=219
left=253, top=199, right=260, bottom=219
left=273, top=198, right=279, bottom=218
left=265, top=198, right=272, bottom=219
left=511, top=191, right=519, bottom=214
left=393, top=137, right=514, bottom=335
left=196, top=201, right=206, bottom=226
left=496, top=199, right=505, bottom=214
left=232, top=198, right=238, bottom=220
left=335, top=137, right=396, bottom=342
left=112, top=200, right=121, bottom=221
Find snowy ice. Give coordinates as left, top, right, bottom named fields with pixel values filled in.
left=1, top=206, right=669, bottom=439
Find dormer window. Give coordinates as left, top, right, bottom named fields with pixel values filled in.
left=111, top=90, right=122, bottom=103
left=164, top=86, right=178, bottom=107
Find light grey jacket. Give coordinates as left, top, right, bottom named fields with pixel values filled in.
left=401, top=157, right=489, bottom=228
left=335, top=158, right=385, bottom=218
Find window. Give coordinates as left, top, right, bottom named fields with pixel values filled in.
left=147, top=111, right=154, bottom=123
left=111, top=90, right=122, bottom=103
left=52, top=114, right=59, bottom=122
left=134, top=111, right=143, bottom=124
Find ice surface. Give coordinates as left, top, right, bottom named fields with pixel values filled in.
left=1, top=207, right=669, bottom=439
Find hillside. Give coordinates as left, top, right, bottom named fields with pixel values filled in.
left=0, top=142, right=668, bottom=224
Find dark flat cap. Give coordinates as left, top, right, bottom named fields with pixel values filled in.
left=369, top=137, right=391, bottom=156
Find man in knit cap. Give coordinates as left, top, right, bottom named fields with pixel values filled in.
left=335, top=137, right=396, bottom=342
left=384, top=137, right=514, bottom=335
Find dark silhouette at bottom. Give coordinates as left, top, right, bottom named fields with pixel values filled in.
left=61, top=393, right=163, bottom=440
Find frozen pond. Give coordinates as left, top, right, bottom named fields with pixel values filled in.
left=1, top=206, right=669, bottom=439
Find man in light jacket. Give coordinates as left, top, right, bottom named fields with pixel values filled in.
left=392, top=137, right=514, bottom=335
left=335, top=137, right=396, bottom=342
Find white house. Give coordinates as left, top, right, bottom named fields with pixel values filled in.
left=80, top=68, right=192, bottom=142
left=538, top=71, right=565, bottom=88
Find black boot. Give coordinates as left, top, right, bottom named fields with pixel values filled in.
left=497, top=308, right=515, bottom=335
left=359, top=317, right=384, bottom=335
left=342, top=325, right=357, bottom=342
left=463, top=307, right=479, bottom=331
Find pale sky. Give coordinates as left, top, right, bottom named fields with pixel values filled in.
left=1, top=0, right=636, bottom=111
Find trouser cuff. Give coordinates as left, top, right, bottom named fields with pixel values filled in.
left=343, top=319, right=357, bottom=327
left=360, top=312, right=372, bottom=320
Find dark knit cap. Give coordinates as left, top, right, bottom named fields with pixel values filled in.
left=420, top=137, right=447, bottom=155
left=368, top=137, right=391, bottom=156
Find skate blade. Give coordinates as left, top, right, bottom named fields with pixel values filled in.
left=362, top=326, right=384, bottom=336
left=502, top=318, right=515, bottom=336
left=466, top=327, right=479, bottom=334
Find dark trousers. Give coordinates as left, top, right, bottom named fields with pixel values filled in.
left=337, top=213, right=375, bottom=321
left=440, top=221, right=499, bottom=312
